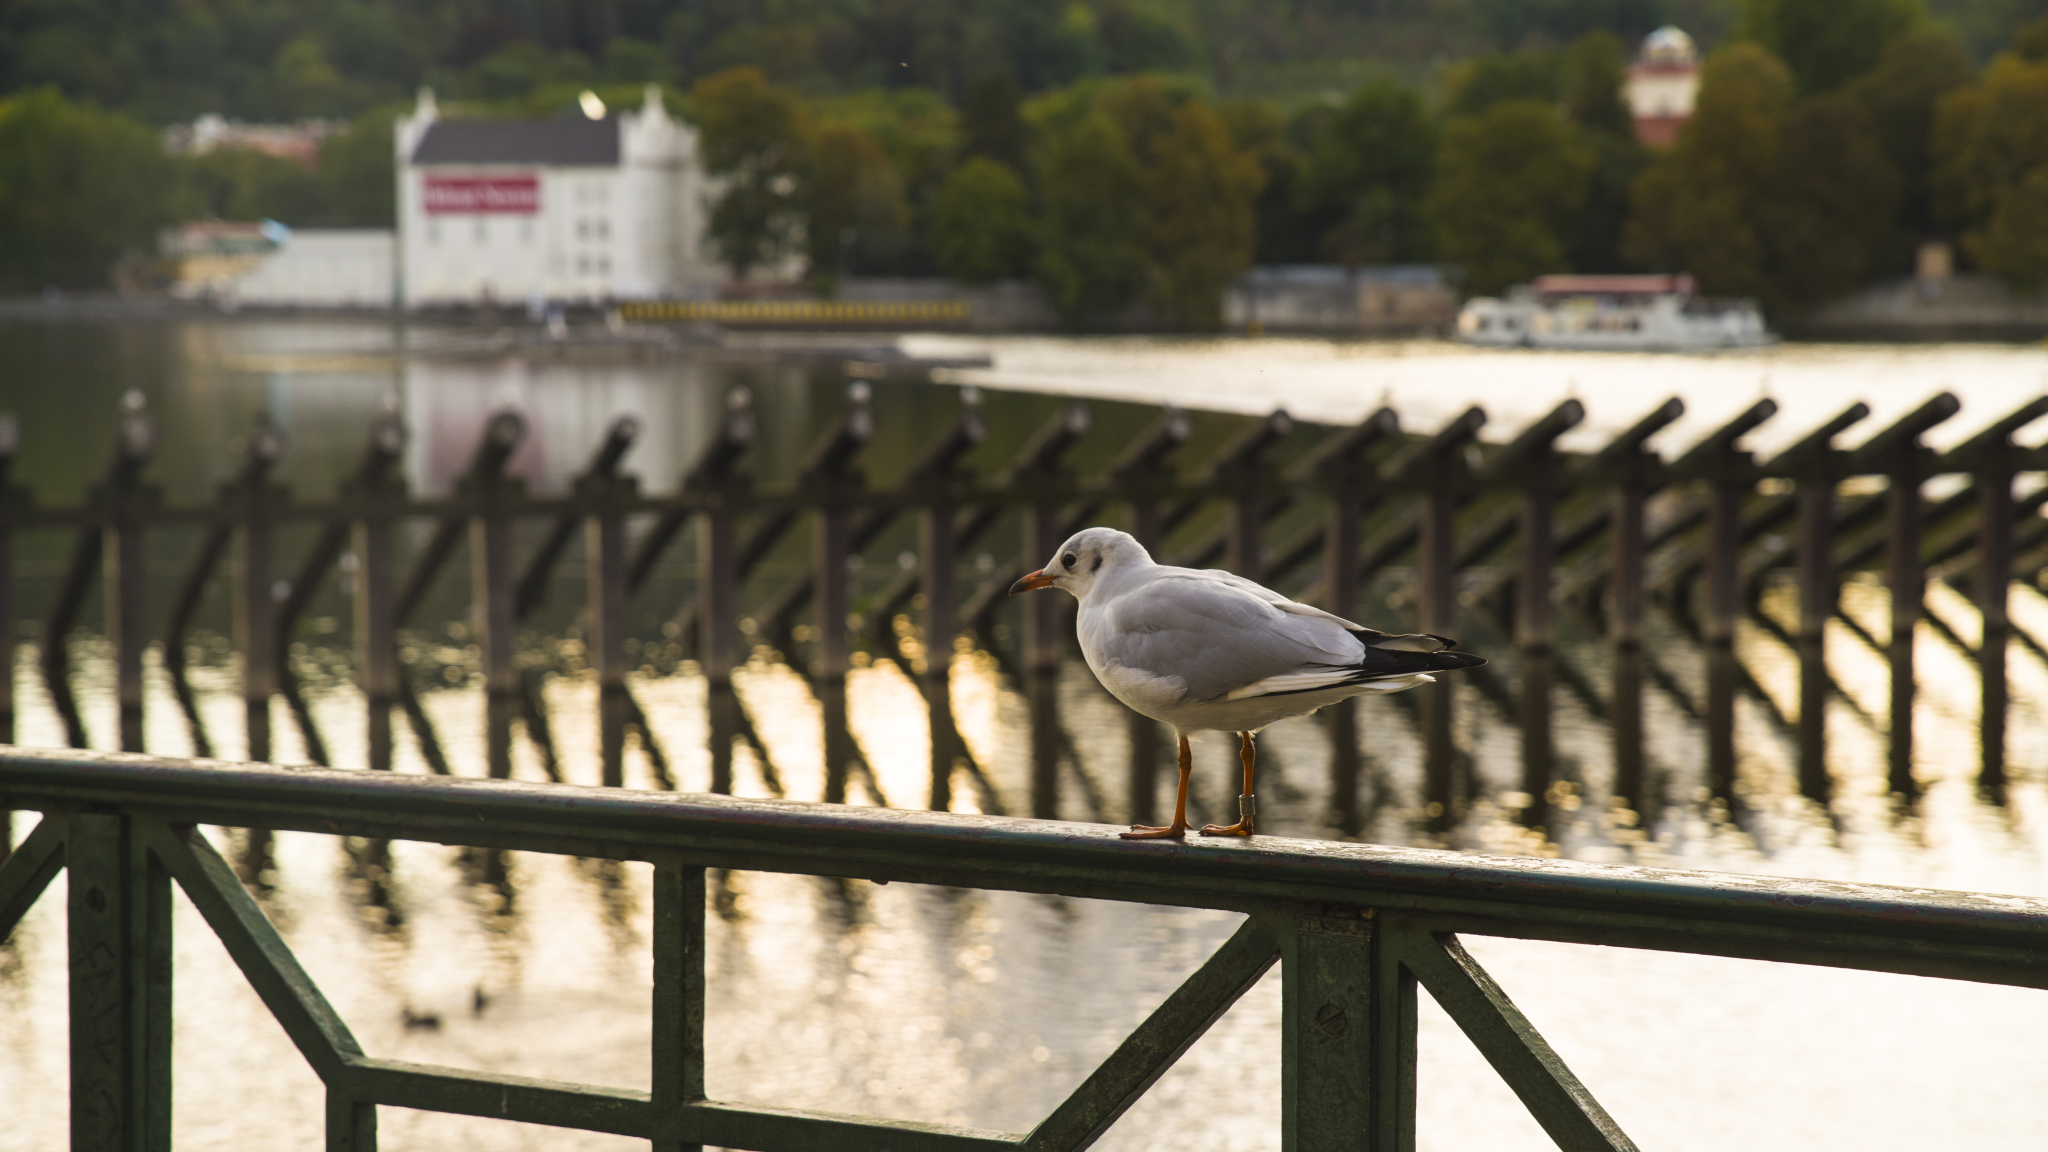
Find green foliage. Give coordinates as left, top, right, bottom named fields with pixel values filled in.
left=1849, top=28, right=1974, bottom=243
left=961, top=73, right=1028, bottom=171
left=0, top=89, right=179, bottom=290
left=1297, top=79, right=1437, bottom=265
left=1628, top=42, right=1898, bottom=310
left=1933, top=51, right=2048, bottom=288
left=1431, top=101, right=1595, bottom=295
left=806, top=124, right=908, bottom=278
left=929, top=158, right=1036, bottom=284
left=1472, top=0, right=1673, bottom=48
left=1145, top=103, right=1265, bottom=328
left=1626, top=44, right=1793, bottom=299
left=1737, top=0, right=1926, bottom=93
left=1034, top=113, right=1150, bottom=325
left=692, top=67, right=812, bottom=279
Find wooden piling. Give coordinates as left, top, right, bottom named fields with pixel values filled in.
left=1848, top=394, right=1959, bottom=808
left=232, top=418, right=286, bottom=762
left=105, top=396, right=156, bottom=753
left=1310, top=408, right=1400, bottom=837
left=1597, top=399, right=1685, bottom=823
left=1671, top=400, right=1776, bottom=810
left=350, top=412, right=407, bottom=771
left=469, top=412, right=526, bottom=780
left=1386, top=408, right=1485, bottom=835
left=805, top=384, right=873, bottom=805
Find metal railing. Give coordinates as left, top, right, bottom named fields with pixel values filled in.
left=7, top=746, right=2048, bottom=1151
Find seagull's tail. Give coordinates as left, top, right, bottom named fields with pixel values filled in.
left=1350, top=630, right=1487, bottom=685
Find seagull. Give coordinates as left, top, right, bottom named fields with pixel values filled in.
left=1009, top=527, right=1485, bottom=840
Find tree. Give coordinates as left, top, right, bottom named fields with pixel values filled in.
left=805, top=124, right=907, bottom=280
left=1430, top=101, right=1594, bottom=296
left=1626, top=44, right=1794, bottom=301
left=1736, top=0, right=1926, bottom=94
left=1035, top=113, right=1149, bottom=326
left=690, top=67, right=811, bottom=280
left=960, top=72, right=1027, bottom=171
left=1560, top=31, right=1648, bottom=271
left=1760, top=93, right=1899, bottom=305
left=1848, top=27, right=1974, bottom=253
left=1145, top=103, right=1265, bottom=329
left=0, top=89, right=178, bottom=291
left=1296, top=79, right=1437, bottom=265
left=929, top=158, right=1035, bottom=284
left=1933, top=51, right=2048, bottom=289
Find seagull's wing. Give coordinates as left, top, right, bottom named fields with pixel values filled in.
left=1095, top=569, right=1365, bottom=703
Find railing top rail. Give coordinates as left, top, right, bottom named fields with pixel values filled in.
left=9, top=747, right=2048, bottom=966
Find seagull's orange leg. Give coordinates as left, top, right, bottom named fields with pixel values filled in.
left=1123, top=734, right=1192, bottom=839
left=1200, top=731, right=1257, bottom=837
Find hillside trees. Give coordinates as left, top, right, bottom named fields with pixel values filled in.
left=1933, top=37, right=2048, bottom=289
left=0, top=89, right=179, bottom=290
left=1430, top=101, right=1594, bottom=295
left=691, top=67, right=811, bottom=279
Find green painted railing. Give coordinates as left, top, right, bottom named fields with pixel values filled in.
left=7, top=748, right=2048, bottom=1151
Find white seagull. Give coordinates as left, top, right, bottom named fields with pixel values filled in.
left=1009, top=527, right=1485, bottom=840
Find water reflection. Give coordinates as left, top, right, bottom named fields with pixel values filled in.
left=7, top=322, right=2048, bottom=1149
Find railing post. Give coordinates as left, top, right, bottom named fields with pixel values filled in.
left=651, top=860, right=706, bottom=1152
left=103, top=394, right=157, bottom=754
left=67, top=811, right=172, bottom=1152
left=466, top=412, right=526, bottom=780
left=1280, top=906, right=1407, bottom=1151
left=349, top=411, right=407, bottom=773
left=0, top=415, right=18, bottom=855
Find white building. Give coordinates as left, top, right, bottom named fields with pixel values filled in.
left=395, top=86, right=722, bottom=308
left=1625, top=26, right=1701, bottom=147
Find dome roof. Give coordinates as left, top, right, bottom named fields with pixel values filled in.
left=1640, top=25, right=1698, bottom=65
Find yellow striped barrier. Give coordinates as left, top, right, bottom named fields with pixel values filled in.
left=619, top=299, right=972, bottom=325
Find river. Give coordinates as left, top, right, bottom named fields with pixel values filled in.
left=2, top=317, right=2047, bottom=1150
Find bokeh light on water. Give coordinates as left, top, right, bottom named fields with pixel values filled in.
left=6, top=320, right=2048, bottom=1149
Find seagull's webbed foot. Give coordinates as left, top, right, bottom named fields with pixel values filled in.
left=1198, top=821, right=1252, bottom=837
left=1121, top=822, right=1188, bottom=840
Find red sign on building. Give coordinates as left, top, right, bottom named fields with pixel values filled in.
left=423, top=175, right=540, bottom=215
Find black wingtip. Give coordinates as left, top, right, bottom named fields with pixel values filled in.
left=1429, top=650, right=1487, bottom=671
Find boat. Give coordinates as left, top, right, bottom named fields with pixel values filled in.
left=1456, top=274, right=1775, bottom=350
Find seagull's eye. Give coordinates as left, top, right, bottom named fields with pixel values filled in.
left=1062, top=552, right=1078, bottom=569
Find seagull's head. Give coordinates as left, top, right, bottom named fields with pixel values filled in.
left=1008, top=527, right=1151, bottom=601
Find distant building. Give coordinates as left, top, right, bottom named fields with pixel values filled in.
left=394, top=86, right=723, bottom=308
left=164, top=115, right=339, bottom=165
left=159, top=221, right=394, bottom=307
left=1625, top=26, right=1701, bottom=148
left=1223, top=265, right=1457, bottom=334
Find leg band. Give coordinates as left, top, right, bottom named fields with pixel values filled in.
left=1240, top=795, right=1257, bottom=821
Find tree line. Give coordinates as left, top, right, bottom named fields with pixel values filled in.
left=7, top=0, right=2048, bottom=321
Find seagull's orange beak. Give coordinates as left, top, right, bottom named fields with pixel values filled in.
left=1008, top=569, right=1056, bottom=595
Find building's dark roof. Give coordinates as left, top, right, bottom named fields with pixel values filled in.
left=411, top=118, right=619, bottom=167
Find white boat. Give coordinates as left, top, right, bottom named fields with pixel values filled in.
left=1456, top=274, right=1775, bottom=350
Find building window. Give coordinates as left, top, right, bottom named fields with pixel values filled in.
left=576, top=220, right=589, bottom=240
left=474, top=219, right=487, bottom=243
left=597, top=255, right=610, bottom=274
left=577, top=256, right=589, bottom=274
left=520, top=221, right=534, bottom=244
left=597, top=220, right=611, bottom=241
